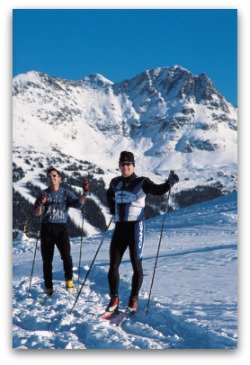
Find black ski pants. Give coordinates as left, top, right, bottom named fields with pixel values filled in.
left=40, top=223, right=73, bottom=289
left=108, top=221, right=144, bottom=299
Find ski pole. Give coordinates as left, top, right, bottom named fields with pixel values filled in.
left=28, top=227, right=40, bottom=292
left=77, top=205, right=85, bottom=290
left=77, top=177, right=90, bottom=289
left=70, top=215, right=113, bottom=314
left=28, top=199, right=45, bottom=292
left=145, top=188, right=171, bottom=316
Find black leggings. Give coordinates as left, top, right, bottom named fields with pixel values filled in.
left=108, top=221, right=144, bottom=299
left=40, top=223, right=73, bottom=289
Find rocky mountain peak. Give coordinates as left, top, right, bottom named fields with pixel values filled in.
left=12, top=65, right=237, bottom=163
left=81, top=73, right=113, bottom=88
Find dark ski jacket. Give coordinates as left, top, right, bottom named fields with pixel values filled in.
left=107, top=173, right=170, bottom=222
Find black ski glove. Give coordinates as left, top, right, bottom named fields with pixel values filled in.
left=167, top=170, right=179, bottom=187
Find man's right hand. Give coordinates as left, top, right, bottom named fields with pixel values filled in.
left=39, top=194, right=48, bottom=206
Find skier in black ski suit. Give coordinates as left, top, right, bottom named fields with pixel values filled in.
left=106, top=151, right=179, bottom=313
left=34, top=167, right=90, bottom=295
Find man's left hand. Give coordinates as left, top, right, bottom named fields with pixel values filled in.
left=168, top=171, right=179, bottom=187
left=83, top=180, right=90, bottom=196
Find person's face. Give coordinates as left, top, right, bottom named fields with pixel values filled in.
left=119, top=162, right=135, bottom=177
left=47, top=171, right=61, bottom=187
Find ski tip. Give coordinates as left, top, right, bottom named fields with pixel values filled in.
left=100, top=308, right=120, bottom=320
left=100, top=311, right=114, bottom=320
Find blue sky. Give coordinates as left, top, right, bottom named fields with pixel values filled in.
left=13, top=9, right=237, bottom=106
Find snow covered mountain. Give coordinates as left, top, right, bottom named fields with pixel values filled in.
left=12, top=66, right=237, bottom=236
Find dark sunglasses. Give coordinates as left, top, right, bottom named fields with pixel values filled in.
left=120, top=162, right=133, bottom=167
left=48, top=174, right=58, bottom=178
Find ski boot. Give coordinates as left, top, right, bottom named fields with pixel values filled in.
left=66, top=279, right=74, bottom=292
left=106, top=296, right=119, bottom=313
left=126, top=296, right=138, bottom=314
left=44, top=287, right=53, bottom=296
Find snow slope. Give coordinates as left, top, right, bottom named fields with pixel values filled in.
left=12, top=192, right=237, bottom=349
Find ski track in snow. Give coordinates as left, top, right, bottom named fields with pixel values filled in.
left=13, top=268, right=236, bottom=350
left=12, top=193, right=237, bottom=349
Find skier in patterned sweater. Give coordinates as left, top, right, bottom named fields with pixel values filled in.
left=34, top=167, right=90, bottom=295
left=106, top=151, right=179, bottom=313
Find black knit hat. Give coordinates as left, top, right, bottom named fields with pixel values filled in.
left=119, top=151, right=135, bottom=165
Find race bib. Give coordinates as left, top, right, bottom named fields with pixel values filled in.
left=115, top=191, right=138, bottom=203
